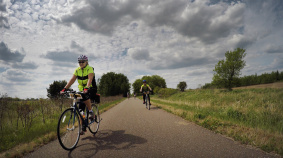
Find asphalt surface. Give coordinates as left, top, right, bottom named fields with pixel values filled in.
left=25, top=98, right=279, bottom=158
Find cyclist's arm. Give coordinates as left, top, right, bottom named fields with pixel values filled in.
left=64, top=75, right=76, bottom=89
left=86, top=73, right=94, bottom=88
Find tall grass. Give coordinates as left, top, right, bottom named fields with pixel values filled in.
left=151, top=88, right=283, bottom=156
left=0, top=95, right=125, bottom=155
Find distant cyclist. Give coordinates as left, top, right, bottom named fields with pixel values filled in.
left=140, top=80, right=152, bottom=105
left=127, top=92, right=130, bottom=99
left=60, top=55, right=97, bottom=134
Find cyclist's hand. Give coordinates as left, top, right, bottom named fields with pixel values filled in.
left=83, top=88, right=89, bottom=93
left=60, top=88, right=66, bottom=94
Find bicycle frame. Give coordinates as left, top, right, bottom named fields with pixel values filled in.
left=142, top=91, right=150, bottom=110
left=58, top=89, right=100, bottom=150
left=69, top=92, right=90, bottom=128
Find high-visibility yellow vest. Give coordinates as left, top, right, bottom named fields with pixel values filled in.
left=73, top=65, right=94, bottom=91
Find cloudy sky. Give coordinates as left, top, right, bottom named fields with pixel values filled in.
left=1, top=0, right=283, bottom=99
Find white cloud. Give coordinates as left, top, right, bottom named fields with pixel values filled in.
left=1, top=0, right=283, bottom=98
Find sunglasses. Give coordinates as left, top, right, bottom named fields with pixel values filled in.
left=78, top=61, right=85, bottom=63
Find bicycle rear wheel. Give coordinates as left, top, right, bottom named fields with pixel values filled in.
left=88, top=104, right=100, bottom=135
left=145, top=95, right=148, bottom=108
left=148, top=98, right=150, bottom=110
left=57, top=108, right=80, bottom=150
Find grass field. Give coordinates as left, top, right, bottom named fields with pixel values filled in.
left=151, top=83, right=283, bottom=156
left=0, top=95, right=125, bottom=158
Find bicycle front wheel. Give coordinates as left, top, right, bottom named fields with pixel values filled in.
left=88, top=104, right=100, bottom=135
left=57, top=108, right=80, bottom=150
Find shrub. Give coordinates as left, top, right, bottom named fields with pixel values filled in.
left=158, top=88, right=178, bottom=98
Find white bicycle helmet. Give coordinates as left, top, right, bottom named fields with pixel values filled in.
left=78, top=55, right=88, bottom=61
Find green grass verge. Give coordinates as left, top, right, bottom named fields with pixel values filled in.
left=0, top=97, right=126, bottom=158
left=151, top=88, right=283, bottom=157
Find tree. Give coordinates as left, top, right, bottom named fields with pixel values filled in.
left=98, top=72, right=130, bottom=96
left=132, top=79, right=143, bottom=94
left=177, top=81, right=187, bottom=92
left=212, top=48, right=246, bottom=90
left=132, top=75, right=167, bottom=94
left=47, top=80, right=67, bottom=99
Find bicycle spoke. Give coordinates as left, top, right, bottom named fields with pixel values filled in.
left=89, top=104, right=100, bottom=135
left=57, top=108, right=80, bottom=150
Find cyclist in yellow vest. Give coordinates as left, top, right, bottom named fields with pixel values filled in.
left=60, top=55, right=96, bottom=133
left=140, top=80, right=152, bottom=105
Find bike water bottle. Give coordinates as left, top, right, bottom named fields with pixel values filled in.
left=80, top=110, right=85, bottom=119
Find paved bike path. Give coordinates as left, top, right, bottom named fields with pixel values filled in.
left=25, top=98, right=279, bottom=158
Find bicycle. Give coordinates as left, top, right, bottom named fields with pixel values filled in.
left=142, top=91, right=150, bottom=110
left=127, top=93, right=130, bottom=99
left=57, top=89, right=101, bottom=150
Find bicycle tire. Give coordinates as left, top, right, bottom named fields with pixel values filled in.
left=88, top=104, right=100, bottom=134
left=147, top=94, right=150, bottom=110
left=145, top=94, right=148, bottom=108
left=57, top=108, right=80, bottom=150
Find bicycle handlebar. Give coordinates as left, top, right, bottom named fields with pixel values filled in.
left=61, top=89, right=85, bottom=99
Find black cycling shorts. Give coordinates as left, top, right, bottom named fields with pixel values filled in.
left=80, top=88, right=96, bottom=101
left=79, top=102, right=86, bottom=111
left=81, top=92, right=90, bottom=101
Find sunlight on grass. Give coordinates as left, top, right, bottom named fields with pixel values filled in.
left=151, top=88, right=283, bottom=156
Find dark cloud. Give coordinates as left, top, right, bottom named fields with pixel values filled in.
left=0, top=0, right=9, bottom=29
left=0, top=16, right=9, bottom=29
left=265, top=45, right=283, bottom=54
left=0, top=42, right=25, bottom=62
left=71, top=41, right=86, bottom=52
left=128, top=48, right=150, bottom=60
left=187, top=69, right=211, bottom=76
left=42, top=50, right=79, bottom=62
left=235, top=37, right=254, bottom=49
left=12, top=62, right=38, bottom=69
left=0, top=69, right=32, bottom=83
left=150, top=56, right=215, bottom=70
left=42, top=46, right=97, bottom=66
left=0, top=0, right=6, bottom=12
left=59, top=0, right=139, bottom=35
left=58, top=0, right=245, bottom=44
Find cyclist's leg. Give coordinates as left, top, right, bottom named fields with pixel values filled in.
left=81, top=93, right=95, bottom=120
left=81, top=93, right=92, bottom=111
left=148, top=94, right=151, bottom=104
left=143, top=93, right=145, bottom=103
left=78, top=103, right=86, bottom=132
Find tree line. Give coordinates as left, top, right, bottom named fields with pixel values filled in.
left=47, top=47, right=282, bottom=97
left=203, top=70, right=283, bottom=89
left=203, top=48, right=283, bottom=89
left=47, top=73, right=170, bottom=98
left=236, top=70, right=283, bottom=87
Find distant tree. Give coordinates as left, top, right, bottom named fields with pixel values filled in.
left=280, top=71, right=283, bottom=80
left=276, top=70, right=280, bottom=81
left=47, top=80, right=67, bottom=99
left=132, top=79, right=143, bottom=95
left=177, top=81, right=187, bottom=92
left=0, top=93, right=9, bottom=132
left=47, top=80, right=68, bottom=112
left=98, top=72, right=130, bottom=96
left=132, top=75, right=167, bottom=94
left=212, top=48, right=246, bottom=90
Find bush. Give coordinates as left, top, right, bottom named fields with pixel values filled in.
left=158, top=88, right=178, bottom=98
left=153, top=86, right=161, bottom=94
